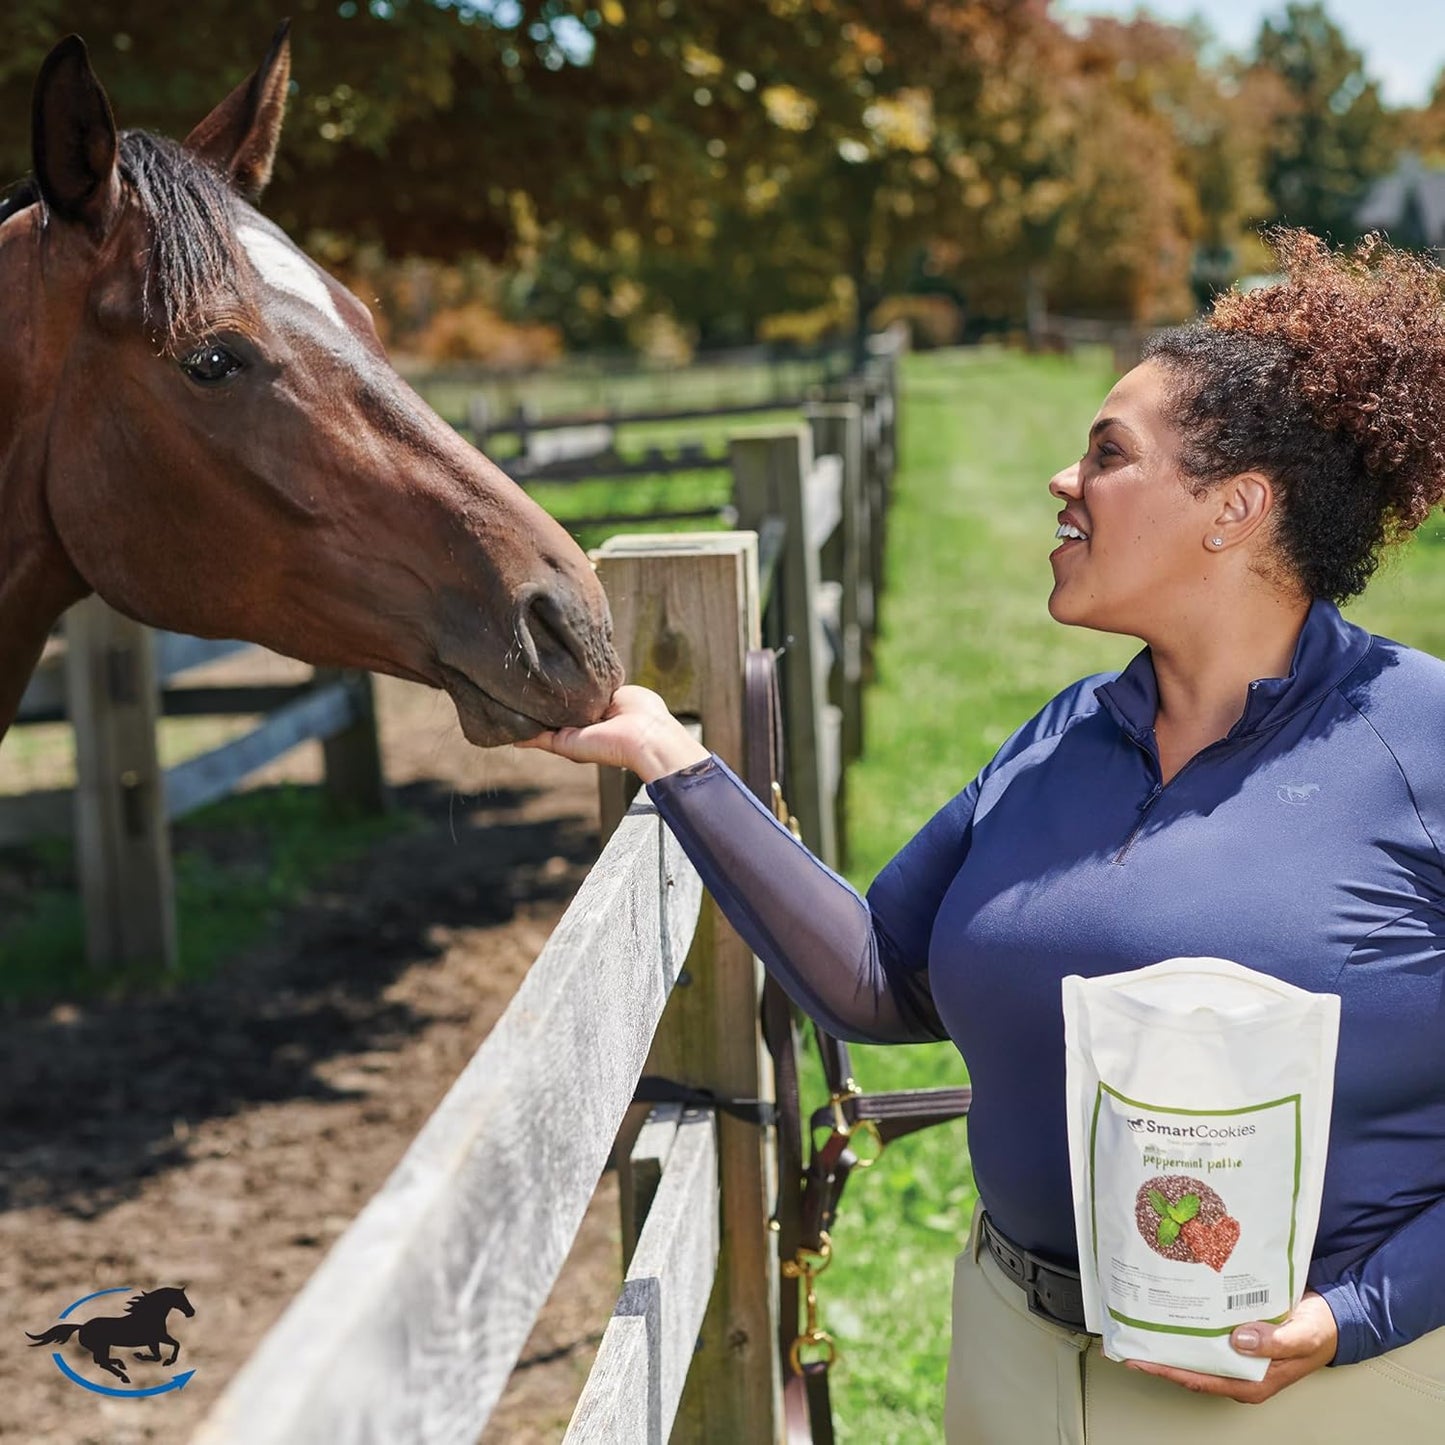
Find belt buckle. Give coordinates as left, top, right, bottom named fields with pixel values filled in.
left=1021, top=1257, right=1055, bottom=1325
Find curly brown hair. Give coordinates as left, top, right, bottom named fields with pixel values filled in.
left=1143, top=229, right=1445, bottom=602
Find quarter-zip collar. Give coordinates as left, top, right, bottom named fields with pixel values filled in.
left=1094, top=598, right=1374, bottom=745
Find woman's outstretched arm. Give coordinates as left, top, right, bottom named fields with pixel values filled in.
left=518, top=686, right=967, bottom=1043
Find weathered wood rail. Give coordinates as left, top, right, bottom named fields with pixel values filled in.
left=444, top=339, right=855, bottom=453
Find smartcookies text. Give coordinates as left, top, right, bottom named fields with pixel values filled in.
left=1130, top=1120, right=1257, bottom=1140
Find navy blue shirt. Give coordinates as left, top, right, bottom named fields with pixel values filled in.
left=647, top=599, right=1445, bottom=1366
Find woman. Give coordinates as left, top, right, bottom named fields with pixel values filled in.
left=521, top=230, right=1445, bottom=1441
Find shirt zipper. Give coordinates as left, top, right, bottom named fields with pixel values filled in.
left=1111, top=741, right=1216, bottom=865
left=1112, top=778, right=1164, bottom=864
left=1110, top=679, right=1282, bottom=864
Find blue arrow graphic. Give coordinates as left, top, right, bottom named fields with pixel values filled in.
left=50, top=1352, right=195, bottom=1398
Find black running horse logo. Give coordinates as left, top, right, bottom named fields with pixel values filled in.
left=27, top=1286, right=194, bottom=1384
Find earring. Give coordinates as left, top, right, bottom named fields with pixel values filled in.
left=1209, top=537, right=1224, bottom=548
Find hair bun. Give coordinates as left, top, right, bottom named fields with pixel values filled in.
left=1208, top=229, right=1445, bottom=532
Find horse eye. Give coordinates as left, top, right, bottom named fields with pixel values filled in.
left=180, top=343, right=244, bottom=385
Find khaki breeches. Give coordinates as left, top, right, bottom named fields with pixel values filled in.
left=945, top=1206, right=1445, bottom=1444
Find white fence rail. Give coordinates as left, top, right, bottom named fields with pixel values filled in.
left=193, top=795, right=703, bottom=1444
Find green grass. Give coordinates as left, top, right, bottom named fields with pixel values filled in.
left=0, top=785, right=411, bottom=1007
left=802, top=347, right=1127, bottom=1442
left=807, top=346, right=1445, bottom=1440
left=1342, top=516, right=1445, bottom=649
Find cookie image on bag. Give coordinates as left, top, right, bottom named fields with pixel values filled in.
left=1136, top=1176, right=1240, bottom=1271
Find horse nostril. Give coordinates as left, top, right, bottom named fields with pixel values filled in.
left=515, top=585, right=588, bottom=683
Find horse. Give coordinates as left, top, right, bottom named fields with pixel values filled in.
left=0, top=25, right=622, bottom=751
left=26, top=1285, right=195, bottom=1383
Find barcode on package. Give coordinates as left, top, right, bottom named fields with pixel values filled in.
left=1227, top=1289, right=1270, bottom=1310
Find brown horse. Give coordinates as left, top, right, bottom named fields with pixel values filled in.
left=0, top=26, right=622, bottom=750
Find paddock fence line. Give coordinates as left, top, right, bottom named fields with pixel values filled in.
left=439, top=322, right=903, bottom=539
left=410, top=338, right=858, bottom=448
left=1036, top=312, right=1160, bottom=373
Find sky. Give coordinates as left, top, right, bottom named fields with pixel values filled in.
left=1059, top=0, right=1444, bottom=106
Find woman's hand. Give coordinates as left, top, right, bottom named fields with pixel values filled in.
left=1124, top=1290, right=1338, bottom=1403
left=515, top=684, right=710, bottom=782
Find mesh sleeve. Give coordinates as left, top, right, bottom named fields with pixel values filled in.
left=646, top=753, right=954, bottom=1044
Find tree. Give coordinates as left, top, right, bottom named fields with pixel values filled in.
left=2, top=1, right=1372, bottom=347
left=1398, top=69, right=1445, bottom=165
left=1247, top=2, right=1397, bottom=240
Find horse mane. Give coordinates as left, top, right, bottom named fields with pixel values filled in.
left=2, top=131, right=253, bottom=353
left=123, top=1285, right=180, bottom=1313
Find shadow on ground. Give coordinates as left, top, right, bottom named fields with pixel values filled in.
left=0, top=777, right=596, bottom=1220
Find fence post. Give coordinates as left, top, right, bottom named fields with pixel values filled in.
left=847, top=377, right=889, bottom=668
left=806, top=404, right=864, bottom=870
left=64, top=597, right=177, bottom=971
left=317, top=669, right=388, bottom=817
left=466, top=392, right=490, bottom=445
left=806, top=401, right=866, bottom=768
left=593, top=531, right=782, bottom=1444
left=731, top=427, right=838, bottom=869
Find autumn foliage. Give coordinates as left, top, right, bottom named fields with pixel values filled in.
left=0, top=2, right=1417, bottom=354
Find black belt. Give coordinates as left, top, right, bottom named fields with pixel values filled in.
left=980, top=1213, right=1093, bottom=1334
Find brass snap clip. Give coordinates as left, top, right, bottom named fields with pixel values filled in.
left=829, top=1078, right=885, bottom=1170
left=784, top=1232, right=839, bottom=1374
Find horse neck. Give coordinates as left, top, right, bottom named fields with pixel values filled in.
left=0, top=212, right=91, bottom=739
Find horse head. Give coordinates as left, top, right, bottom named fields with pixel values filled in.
left=0, top=25, right=622, bottom=745
left=165, top=1285, right=196, bottom=1319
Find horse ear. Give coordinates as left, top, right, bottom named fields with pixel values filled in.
left=31, top=35, right=120, bottom=236
left=185, top=20, right=292, bottom=201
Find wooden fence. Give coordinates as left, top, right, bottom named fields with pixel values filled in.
left=1038, top=312, right=1156, bottom=373
left=190, top=354, right=895, bottom=1440
left=501, top=322, right=901, bottom=869
left=4, top=613, right=383, bottom=970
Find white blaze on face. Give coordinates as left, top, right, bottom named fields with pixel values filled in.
left=238, top=224, right=347, bottom=331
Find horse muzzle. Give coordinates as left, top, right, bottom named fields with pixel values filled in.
left=436, top=576, right=622, bottom=747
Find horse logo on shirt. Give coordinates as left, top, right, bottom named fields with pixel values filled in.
left=1276, top=782, right=1320, bottom=806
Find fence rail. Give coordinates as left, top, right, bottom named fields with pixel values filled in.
left=193, top=788, right=705, bottom=1444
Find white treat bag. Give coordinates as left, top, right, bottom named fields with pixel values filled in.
left=1063, top=957, right=1340, bottom=1381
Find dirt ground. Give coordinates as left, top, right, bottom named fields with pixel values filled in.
left=0, top=663, right=623, bottom=1444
